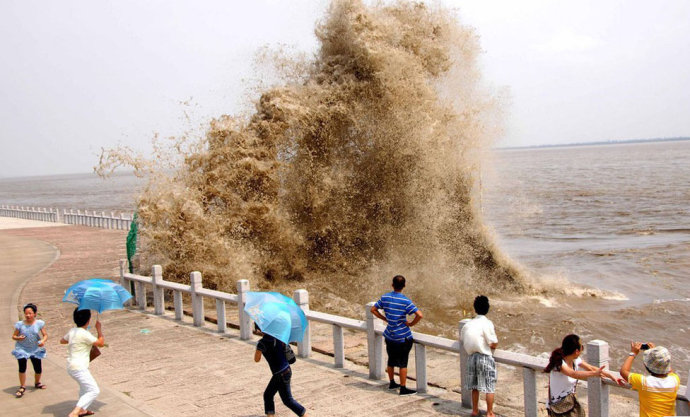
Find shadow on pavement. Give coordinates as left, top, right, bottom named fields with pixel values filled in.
left=42, top=399, right=105, bottom=417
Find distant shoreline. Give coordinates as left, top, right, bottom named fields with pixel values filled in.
left=497, top=136, right=690, bottom=151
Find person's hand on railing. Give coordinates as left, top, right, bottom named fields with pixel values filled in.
left=602, top=370, right=626, bottom=386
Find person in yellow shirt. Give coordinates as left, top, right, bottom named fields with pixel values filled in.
left=619, top=342, right=680, bottom=417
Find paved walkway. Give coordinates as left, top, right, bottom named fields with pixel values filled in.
left=0, top=227, right=152, bottom=416
left=1, top=218, right=647, bottom=416
left=0, top=220, right=484, bottom=417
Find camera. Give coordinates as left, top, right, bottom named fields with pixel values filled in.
left=640, top=343, right=650, bottom=350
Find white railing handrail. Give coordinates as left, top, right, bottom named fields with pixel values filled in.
left=306, top=310, right=367, bottom=331
left=118, top=261, right=689, bottom=417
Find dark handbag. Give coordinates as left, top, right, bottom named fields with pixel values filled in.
left=550, top=392, right=576, bottom=413
left=285, top=343, right=296, bottom=364
left=89, top=345, right=101, bottom=362
left=548, top=393, right=584, bottom=417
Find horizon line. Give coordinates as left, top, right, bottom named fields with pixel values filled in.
left=2, top=136, right=689, bottom=179
left=496, top=136, right=690, bottom=151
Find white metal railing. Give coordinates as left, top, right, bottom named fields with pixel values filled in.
left=0, top=205, right=133, bottom=230
left=118, top=261, right=689, bottom=417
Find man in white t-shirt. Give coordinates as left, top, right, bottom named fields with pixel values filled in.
left=460, top=295, right=498, bottom=417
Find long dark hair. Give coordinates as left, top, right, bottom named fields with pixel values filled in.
left=544, top=334, right=582, bottom=373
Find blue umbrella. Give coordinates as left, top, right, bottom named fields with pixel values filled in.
left=244, top=292, right=308, bottom=345
left=63, top=278, right=132, bottom=313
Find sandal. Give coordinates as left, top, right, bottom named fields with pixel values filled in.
left=15, top=386, right=26, bottom=398
left=34, top=382, right=47, bottom=389
left=78, top=411, right=95, bottom=416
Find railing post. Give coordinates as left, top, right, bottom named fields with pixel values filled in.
left=459, top=319, right=472, bottom=408
left=151, top=265, right=164, bottom=315
left=415, top=342, right=428, bottom=393
left=190, top=271, right=204, bottom=327
left=587, top=340, right=609, bottom=417
left=294, top=289, right=311, bottom=358
left=173, top=291, right=183, bottom=320
left=676, top=370, right=690, bottom=415
left=366, top=302, right=384, bottom=380
left=119, top=259, right=126, bottom=284
left=135, top=280, right=146, bottom=310
left=119, top=260, right=132, bottom=306
left=333, top=324, right=345, bottom=368
left=237, top=280, right=251, bottom=340
left=523, top=367, right=538, bottom=417
left=216, top=299, right=227, bottom=333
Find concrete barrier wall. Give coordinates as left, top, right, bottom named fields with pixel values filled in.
left=119, top=260, right=689, bottom=417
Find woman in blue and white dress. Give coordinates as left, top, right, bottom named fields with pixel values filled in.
left=11, top=303, right=48, bottom=398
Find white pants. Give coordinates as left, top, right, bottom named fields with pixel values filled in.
left=68, top=368, right=100, bottom=410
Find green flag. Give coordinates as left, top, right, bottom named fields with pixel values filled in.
left=126, top=212, right=138, bottom=273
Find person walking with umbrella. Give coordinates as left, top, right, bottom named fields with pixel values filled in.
left=57, top=278, right=129, bottom=416
left=11, top=303, right=48, bottom=398
left=246, top=292, right=308, bottom=416
left=254, top=324, right=308, bottom=417
left=60, top=308, right=105, bottom=417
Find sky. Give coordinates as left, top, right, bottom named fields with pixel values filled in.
left=1, top=0, right=689, bottom=178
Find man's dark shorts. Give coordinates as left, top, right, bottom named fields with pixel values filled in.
left=385, top=338, right=413, bottom=368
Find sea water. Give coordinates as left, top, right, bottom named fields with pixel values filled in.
left=1, top=140, right=688, bottom=374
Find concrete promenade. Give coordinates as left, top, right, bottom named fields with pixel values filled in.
left=0, top=219, right=481, bottom=416
left=0, top=222, right=152, bottom=416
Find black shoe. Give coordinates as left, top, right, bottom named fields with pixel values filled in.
left=399, top=386, right=417, bottom=396
left=388, top=381, right=401, bottom=390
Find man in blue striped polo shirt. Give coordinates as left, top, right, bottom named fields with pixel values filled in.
left=370, top=275, right=423, bottom=396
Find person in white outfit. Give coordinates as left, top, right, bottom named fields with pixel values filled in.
left=461, top=295, right=499, bottom=417
left=60, top=308, right=105, bottom=417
